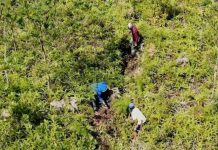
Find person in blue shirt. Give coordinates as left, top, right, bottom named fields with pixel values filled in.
left=91, top=82, right=112, bottom=111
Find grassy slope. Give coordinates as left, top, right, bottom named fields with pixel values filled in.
left=0, top=0, right=217, bottom=149
left=111, top=0, right=218, bottom=149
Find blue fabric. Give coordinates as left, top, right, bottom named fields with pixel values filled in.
left=96, top=82, right=108, bottom=103
left=96, top=82, right=108, bottom=93
left=129, top=103, right=134, bottom=109
left=97, top=93, right=104, bottom=104
left=91, top=82, right=108, bottom=104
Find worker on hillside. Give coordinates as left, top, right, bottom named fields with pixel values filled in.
left=128, top=102, right=146, bottom=137
left=128, top=23, right=142, bottom=55
left=91, top=82, right=112, bottom=111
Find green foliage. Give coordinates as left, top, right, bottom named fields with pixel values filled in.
left=0, top=0, right=217, bottom=149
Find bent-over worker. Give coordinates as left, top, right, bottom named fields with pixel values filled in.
left=128, top=103, right=146, bottom=133
left=91, top=82, right=112, bottom=111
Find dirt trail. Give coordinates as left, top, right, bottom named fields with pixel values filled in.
left=89, top=37, right=143, bottom=149
left=89, top=89, right=121, bottom=150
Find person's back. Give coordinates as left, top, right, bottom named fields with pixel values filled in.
left=131, top=107, right=146, bottom=125
left=128, top=23, right=140, bottom=46
left=131, top=25, right=140, bottom=46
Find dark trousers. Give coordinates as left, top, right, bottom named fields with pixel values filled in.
left=134, top=124, right=142, bottom=133
left=93, top=89, right=112, bottom=111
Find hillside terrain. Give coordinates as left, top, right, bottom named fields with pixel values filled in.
left=0, top=0, right=218, bottom=149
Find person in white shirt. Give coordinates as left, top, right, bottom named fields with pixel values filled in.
left=129, top=103, right=146, bottom=133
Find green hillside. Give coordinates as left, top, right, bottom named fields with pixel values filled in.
left=0, top=0, right=217, bottom=149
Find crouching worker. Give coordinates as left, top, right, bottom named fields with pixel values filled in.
left=91, top=82, right=112, bottom=111
left=128, top=103, right=146, bottom=139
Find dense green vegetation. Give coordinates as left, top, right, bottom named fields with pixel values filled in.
left=0, top=0, right=217, bottom=149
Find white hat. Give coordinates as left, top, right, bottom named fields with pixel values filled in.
left=128, top=23, right=133, bottom=29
